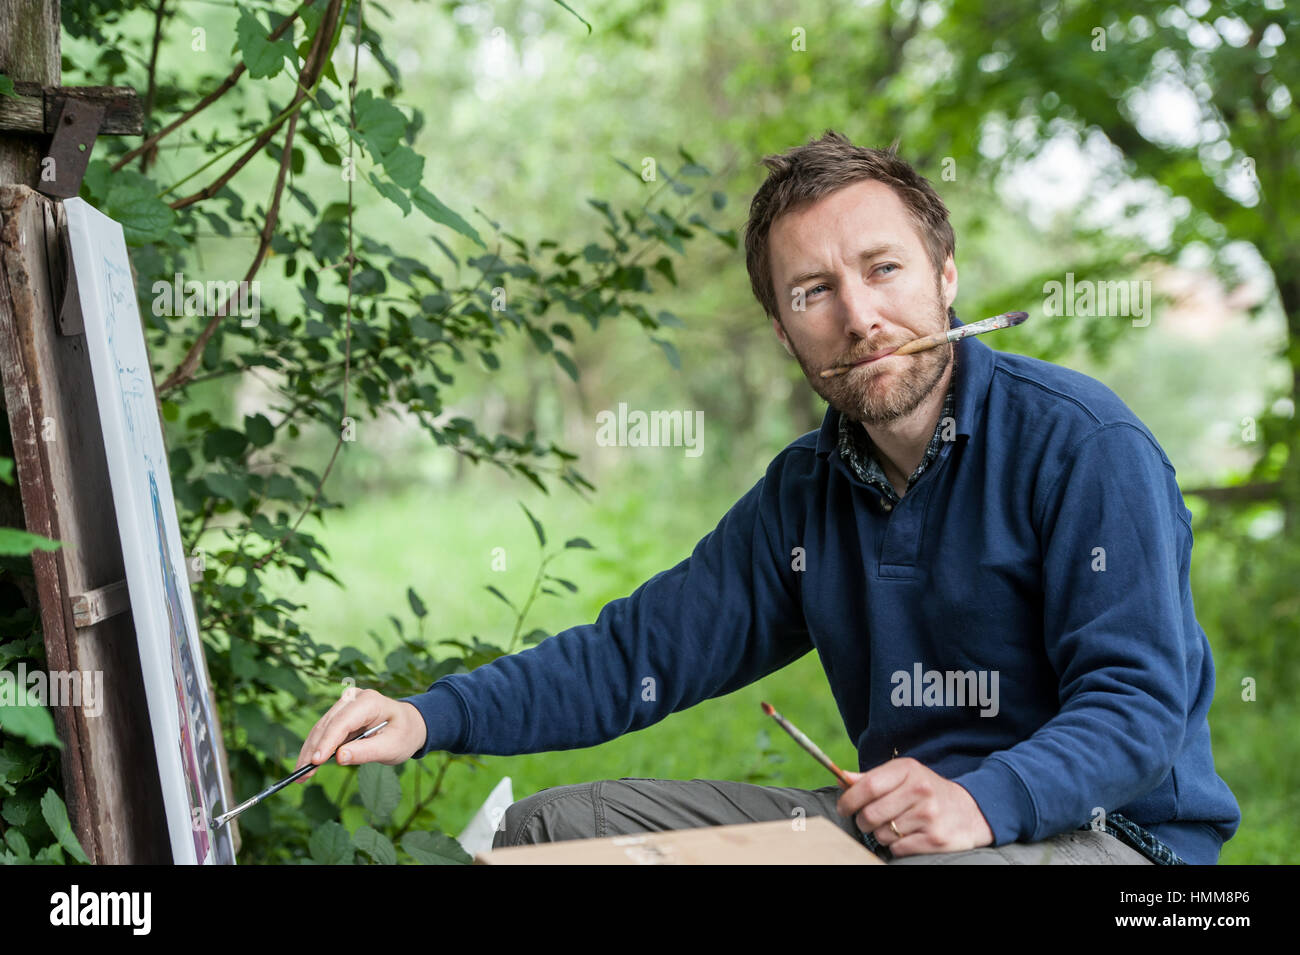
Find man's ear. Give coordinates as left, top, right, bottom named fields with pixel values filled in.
left=772, top=316, right=795, bottom=358
left=939, top=254, right=959, bottom=311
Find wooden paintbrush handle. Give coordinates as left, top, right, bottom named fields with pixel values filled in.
left=891, top=330, right=950, bottom=356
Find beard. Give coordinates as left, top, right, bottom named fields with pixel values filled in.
left=785, top=288, right=952, bottom=426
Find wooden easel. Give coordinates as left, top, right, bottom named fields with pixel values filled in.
left=0, top=0, right=236, bottom=862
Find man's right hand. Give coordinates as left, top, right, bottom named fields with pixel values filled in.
left=295, top=687, right=428, bottom=782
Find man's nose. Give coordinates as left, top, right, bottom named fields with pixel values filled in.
left=836, top=274, right=886, bottom=340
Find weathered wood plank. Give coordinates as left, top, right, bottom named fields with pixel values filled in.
left=0, top=83, right=143, bottom=137
left=0, top=0, right=60, bottom=187
left=0, top=184, right=170, bottom=862
left=70, top=578, right=130, bottom=628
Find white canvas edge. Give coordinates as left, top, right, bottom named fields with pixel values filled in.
left=63, top=197, right=234, bottom=865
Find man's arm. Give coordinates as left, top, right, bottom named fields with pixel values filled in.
left=949, top=422, right=1195, bottom=845
left=396, top=460, right=812, bottom=760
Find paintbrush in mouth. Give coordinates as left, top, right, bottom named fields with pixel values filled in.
left=819, top=310, right=1029, bottom=379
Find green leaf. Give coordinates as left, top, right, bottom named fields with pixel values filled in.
left=0, top=689, right=63, bottom=747
left=353, top=90, right=407, bottom=158
left=203, top=427, right=249, bottom=461
left=527, top=325, right=553, bottom=354
left=519, top=501, right=545, bottom=547
left=1, top=792, right=36, bottom=826
left=686, top=213, right=738, bottom=249
left=553, top=351, right=579, bottom=382
left=381, top=145, right=425, bottom=190
left=309, top=820, right=355, bottom=864
left=299, top=784, right=338, bottom=824
left=244, top=413, right=275, bottom=448
left=0, top=746, right=42, bottom=788
left=0, top=456, right=12, bottom=484
left=550, top=0, right=593, bottom=33
left=514, top=463, right=548, bottom=494
left=650, top=336, right=681, bottom=370
left=0, top=75, right=16, bottom=99
left=357, top=763, right=401, bottom=822
left=4, top=828, right=31, bottom=863
left=108, top=186, right=175, bottom=245
left=228, top=636, right=259, bottom=679
left=353, top=824, right=397, bottom=864
left=400, top=830, right=473, bottom=865
left=40, top=789, right=89, bottom=863
left=0, top=527, right=62, bottom=556
left=581, top=243, right=611, bottom=264
left=412, top=186, right=484, bottom=248
left=236, top=9, right=293, bottom=79
left=203, top=470, right=248, bottom=506
left=564, top=537, right=595, bottom=549
left=34, top=845, right=64, bottom=863
left=407, top=587, right=427, bottom=619
left=368, top=171, right=412, bottom=216
left=651, top=256, right=677, bottom=286
left=484, top=585, right=516, bottom=611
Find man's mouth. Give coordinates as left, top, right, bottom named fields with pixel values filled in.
left=850, top=347, right=899, bottom=367
left=819, top=345, right=905, bottom=379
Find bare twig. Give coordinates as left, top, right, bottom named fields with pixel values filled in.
left=139, top=0, right=168, bottom=172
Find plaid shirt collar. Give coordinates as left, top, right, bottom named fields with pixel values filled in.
left=836, top=381, right=955, bottom=504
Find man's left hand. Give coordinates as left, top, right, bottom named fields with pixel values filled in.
left=836, top=757, right=995, bottom=857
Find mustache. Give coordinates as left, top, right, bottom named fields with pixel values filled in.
left=836, top=341, right=907, bottom=366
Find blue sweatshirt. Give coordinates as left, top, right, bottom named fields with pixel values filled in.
left=402, top=317, right=1241, bottom=864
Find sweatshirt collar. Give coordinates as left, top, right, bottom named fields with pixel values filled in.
left=814, top=309, right=996, bottom=458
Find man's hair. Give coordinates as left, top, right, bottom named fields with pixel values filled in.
left=743, top=130, right=956, bottom=323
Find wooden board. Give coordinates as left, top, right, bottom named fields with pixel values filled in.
left=476, top=816, right=885, bottom=865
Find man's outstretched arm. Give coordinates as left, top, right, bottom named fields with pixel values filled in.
left=296, top=457, right=812, bottom=775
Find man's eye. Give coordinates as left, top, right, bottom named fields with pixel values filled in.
left=876, top=263, right=899, bottom=276
left=807, top=283, right=829, bottom=296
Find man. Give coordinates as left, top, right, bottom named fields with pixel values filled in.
left=296, top=131, right=1240, bottom=864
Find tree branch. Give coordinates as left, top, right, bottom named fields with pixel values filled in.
left=112, top=1, right=311, bottom=171
left=156, top=0, right=344, bottom=394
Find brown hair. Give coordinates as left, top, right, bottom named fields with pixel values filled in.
left=743, top=130, right=956, bottom=323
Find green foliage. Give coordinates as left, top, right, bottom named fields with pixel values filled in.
left=0, top=0, right=717, bottom=866
left=0, top=579, right=84, bottom=864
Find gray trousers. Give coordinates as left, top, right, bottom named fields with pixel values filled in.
left=491, top=777, right=1154, bottom=864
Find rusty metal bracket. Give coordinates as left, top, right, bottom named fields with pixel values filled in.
left=37, top=97, right=107, bottom=199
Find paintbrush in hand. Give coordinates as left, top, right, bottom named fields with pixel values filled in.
left=820, top=310, right=1029, bottom=379
left=761, top=701, right=855, bottom=789
left=209, top=720, right=390, bottom=829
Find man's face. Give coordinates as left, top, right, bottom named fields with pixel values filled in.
left=768, top=179, right=958, bottom=426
